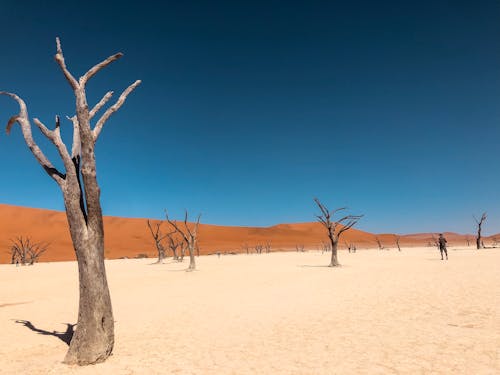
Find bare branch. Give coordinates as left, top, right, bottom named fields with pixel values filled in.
left=80, top=54, right=124, bottom=86
left=66, top=116, right=81, bottom=159
left=33, top=116, right=73, bottom=172
left=93, top=80, right=141, bottom=140
left=0, top=92, right=65, bottom=184
left=54, top=37, right=79, bottom=90
left=89, top=91, right=114, bottom=119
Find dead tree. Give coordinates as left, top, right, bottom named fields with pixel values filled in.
left=166, top=211, right=201, bottom=271
left=264, top=242, right=271, bottom=253
left=146, top=220, right=168, bottom=263
left=314, top=198, right=363, bottom=267
left=166, top=231, right=182, bottom=261
left=395, top=235, right=401, bottom=252
left=242, top=243, right=250, bottom=255
left=321, top=241, right=332, bottom=253
left=295, top=244, right=305, bottom=252
left=474, top=213, right=487, bottom=249
left=10, top=236, right=48, bottom=265
left=0, top=38, right=140, bottom=365
left=465, top=236, right=470, bottom=247
left=254, top=244, right=264, bottom=254
left=375, top=236, right=383, bottom=250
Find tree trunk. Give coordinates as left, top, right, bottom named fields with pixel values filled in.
left=188, top=244, right=196, bottom=270
left=329, top=239, right=340, bottom=267
left=62, top=191, right=114, bottom=365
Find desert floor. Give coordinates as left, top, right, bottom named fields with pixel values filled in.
left=0, top=247, right=499, bottom=374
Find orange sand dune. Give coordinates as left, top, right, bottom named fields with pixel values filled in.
left=0, top=204, right=496, bottom=263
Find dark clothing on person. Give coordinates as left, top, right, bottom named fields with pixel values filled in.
left=438, top=234, right=448, bottom=260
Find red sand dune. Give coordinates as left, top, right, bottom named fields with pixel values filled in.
left=0, top=203, right=496, bottom=263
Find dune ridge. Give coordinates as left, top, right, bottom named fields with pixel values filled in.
left=0, top=203, right=496, bottom=263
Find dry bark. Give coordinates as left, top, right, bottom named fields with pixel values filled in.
left=1, top=38, right=140, bottom=365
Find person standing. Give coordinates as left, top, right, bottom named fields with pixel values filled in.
left=438, top=233, right=448, bottom=260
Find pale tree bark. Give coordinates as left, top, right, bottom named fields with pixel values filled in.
left=474, top=213, right=487, bottom=249
left=1, top=38, right=140, bottom=365
left=314, top=198, right=363, bottom=267
left=146, top=220, right=168, bottom=263
left=166, top=211, right=201, bottom=271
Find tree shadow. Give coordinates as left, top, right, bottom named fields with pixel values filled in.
left=15, top=320, right=75, bottom=346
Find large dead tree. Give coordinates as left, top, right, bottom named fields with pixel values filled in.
left=166, top=211, right=201, bottom=271
left=314, top=198, right=363, bottom=267
left=10, top=236, right=48, bottom=265
left=474, top=213, right=487, bottom=249
left=146, top=220, right=168, bottom=263
left=0, top=38, right=140, bottom=365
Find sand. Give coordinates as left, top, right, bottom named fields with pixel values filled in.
left=1, top=203, right=497, bottom=263
left=0, top=247, right=499, bottom=374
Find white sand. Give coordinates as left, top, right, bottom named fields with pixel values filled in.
left=0, top=247, right=499, bottom=374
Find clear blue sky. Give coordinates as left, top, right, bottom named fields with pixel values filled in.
left=0, top=0, right=499, bottom=234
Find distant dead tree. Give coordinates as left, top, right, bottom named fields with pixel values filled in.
left=321, top=241, right=332, bottom=253
left=474, top=213, right=487, bottom=249
left=492, top=237, right=499, bottom=248
left=0, top=38, right=140, bottom=365
left=146, top=220, right=168, bottom=264
left=10, top=236, right=48, bottom=265
left=264, top=241, right=271, bottom=253
left=395, top=235, right=401, bottom=252
left=242, top=243, right=250, bottom=255
left=296, top=244, right=305, bottom=252
left=465, top=236, right=470, bottom=247
left=254, top=244, right=264, bottom=254
left=166, top=211, right=201, bottom=271
left=375, top=236, right=383, bottom=250
left=314, top=198, right=363, bottom=267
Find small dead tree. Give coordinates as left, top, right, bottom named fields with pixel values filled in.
left=166, top=231, right=182, bottom=261
left=314, top=198, right=363, bottom=267
left=10, top=236, right=48, bottom=265
left=242, top=243, right=250, bottom=255
left=465, top=236, right=470, bottom=247
left=254, top=244, right=264, bottom=254
left=321, top=241, right=332, bottom=253
left=474, top=213, right=487, bottom=249
left=146, top=220, right=168, bottom=263
left=1, top=38, right=140, bottom=365
left=295, top=244, right=305, bottom=252
left=395, top=235, right=401, bottom=252
left=375, top=236, right=383, bottom=250
left=166, top=211, right=201, bottom=271
left=264, top=242, right=271, bottom=253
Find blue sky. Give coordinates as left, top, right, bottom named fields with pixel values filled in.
left=0, top=0, right=499, bottom=234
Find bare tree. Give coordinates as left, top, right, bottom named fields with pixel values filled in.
left=465, top=235, right=470, bottom=247
left=314, top=198, right=363, bottom=267
left=166, top=211, right=201, bottom=271
left=321, top=241, right=332, bottom=253
left=254, top=244, right=264, bottom=254
left=264, top=241, right=272, bottom=253
left=166, top=231, right=182, bottom=261
left=375, top=236, right=383, bottom=250
left=242, top=243, right=250, bottom=255
left=295, top=244, right=305, bottom=252
left=10, top=236, right=48, bottom=265
left=146, top=220, right=168, bottom=263
left=0, top=38, right=140, bottom=365
left=474, top=213, right=487, bottom=249
left=395, top=235, right=401, bottom=252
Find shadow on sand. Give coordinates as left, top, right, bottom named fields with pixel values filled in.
left=15, top=320, right=75, bottom=346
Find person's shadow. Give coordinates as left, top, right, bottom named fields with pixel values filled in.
left=15, top=320, right=75, bottom=346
